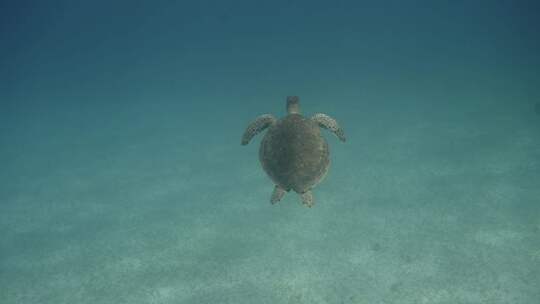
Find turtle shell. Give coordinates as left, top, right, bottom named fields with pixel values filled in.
left=259, top=114, right=330, bottom=193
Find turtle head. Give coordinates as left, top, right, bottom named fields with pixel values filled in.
left=286, top=96, right=300, bottom=114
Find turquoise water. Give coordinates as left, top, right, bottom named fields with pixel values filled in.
left=1, top=1, right=539, bottom=303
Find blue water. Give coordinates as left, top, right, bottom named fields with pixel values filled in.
left=1, top=1, right=539, bottom=303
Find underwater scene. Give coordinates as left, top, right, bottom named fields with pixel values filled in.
left=1, top=1, right=539, bottom=303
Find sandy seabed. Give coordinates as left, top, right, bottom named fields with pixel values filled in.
left=1, top=102, right=539, bottom=304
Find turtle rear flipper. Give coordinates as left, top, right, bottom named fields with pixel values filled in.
left=312, top=113, right=346, bottom=142
left=241, top=114, right=277, bottom=145
left=300, top=191, right=314, bottom=207
left=270, top=185, right=286, bottom=204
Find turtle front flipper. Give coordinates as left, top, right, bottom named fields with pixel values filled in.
left=311, top=113, right=346, bottom=142
left=241, top=114, right=277, bottom=145
left=270, top=185, right=286, bottom=204
left=300, top=191, right=314, bottom=207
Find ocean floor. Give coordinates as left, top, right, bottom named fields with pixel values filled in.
left=1, top=99, right=539, bottom=303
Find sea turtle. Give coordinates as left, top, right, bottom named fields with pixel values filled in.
left=241, top=96, right=346, bottom=207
